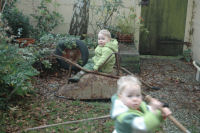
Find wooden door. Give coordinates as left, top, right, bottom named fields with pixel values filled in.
left=139, top=0, right=188, bottom=56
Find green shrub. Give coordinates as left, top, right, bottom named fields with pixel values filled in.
left=31, top=0, right=63, bottom=37
left=39, top=33, right=80, bottom=49
left=82, top=35, right=98, bottom=49
left=2, top=8, right=33, bottom=38
left=0, top=40, right=39, bottom=109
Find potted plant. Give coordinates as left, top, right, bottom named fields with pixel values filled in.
left=15, top=28, right=35, bottom=48
left=54, top=34, right=89, bottom=71
left=115, top=7, right=137, bottom=43
left=59, top=35, right=80, bottom=62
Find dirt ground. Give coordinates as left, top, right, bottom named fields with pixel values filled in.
left=36, top=57, right=200, bottom=133
left=139, top=58, right=200, bottom=132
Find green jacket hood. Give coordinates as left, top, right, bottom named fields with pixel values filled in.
left=104, top=39, right=118, bottom=53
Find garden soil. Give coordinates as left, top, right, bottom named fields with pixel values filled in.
left=36, top=58, right=200, bottom=133
left=139, top=58, right=200, bottom=133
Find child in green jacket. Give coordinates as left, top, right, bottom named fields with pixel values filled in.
left=110, top=75, right=171, bottom=133
left=69, top=29, right=118, bottom=82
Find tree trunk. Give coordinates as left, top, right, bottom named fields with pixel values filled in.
left=69, top=0, right=90, bottom=39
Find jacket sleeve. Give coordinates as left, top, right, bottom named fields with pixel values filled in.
left=93, top=47, right=113, bottom=70
left=132, top=111, right=163, bottom=131
left=118, top=110, right=163, bottom=132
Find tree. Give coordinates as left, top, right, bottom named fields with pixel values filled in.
left=69, top=0, right=90, bottom=39
left=0, top=0, right=16, bottom=13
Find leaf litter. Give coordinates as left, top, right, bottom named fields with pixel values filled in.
left=1, top=58, right=200, bottom=133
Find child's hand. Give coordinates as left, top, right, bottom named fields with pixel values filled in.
left=161, top=107, right=172, bottom=117
left=149, top=98, right=163, bottom=110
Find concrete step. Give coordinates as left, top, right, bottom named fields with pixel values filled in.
left=119, top=43, right=140, bottom=73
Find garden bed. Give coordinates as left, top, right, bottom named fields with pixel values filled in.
left=0, top=58, right=200, bottom=133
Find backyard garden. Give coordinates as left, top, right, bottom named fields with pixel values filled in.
left=0, top=0, right=200, bottom=133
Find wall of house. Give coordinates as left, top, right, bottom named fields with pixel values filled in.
left=16, top=0, right=75, bottom=34
left=191, top=0, right=200, bottom=63
left=16, top=0, right=137, bottom=35
left=16, top=0, right=199, bottom=58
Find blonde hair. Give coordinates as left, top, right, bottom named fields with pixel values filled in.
left=117, top=75, right=141, bottom=95
left=98, top=29, right=111, bottom=39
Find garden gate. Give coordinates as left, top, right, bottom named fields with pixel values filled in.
left=139, top=0, right=188, bottom=56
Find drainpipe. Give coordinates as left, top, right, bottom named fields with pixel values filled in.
left=193, top=61, right=200, bottom=81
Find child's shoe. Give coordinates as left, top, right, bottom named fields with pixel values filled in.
left=68, top=71, right=85, bottom=82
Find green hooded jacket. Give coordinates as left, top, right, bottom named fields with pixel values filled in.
left=92, top=39, right=118, bottom=73
left=110, top=94, right=163, bottom=133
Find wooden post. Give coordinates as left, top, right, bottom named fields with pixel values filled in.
left=115, top=53, right=120, bottom=76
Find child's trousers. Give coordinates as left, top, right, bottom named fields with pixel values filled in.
left=68, top=59, right=94, bottom=82
left=82, top=59, right=94, bottom=71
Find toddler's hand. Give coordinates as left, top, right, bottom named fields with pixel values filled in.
left=161, top=107, right=172, bottom=117
left=149, top=98, right=163, bottom=110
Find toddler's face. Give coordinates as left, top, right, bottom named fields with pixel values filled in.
left=119, top=84, right=142, bottom=110
left=98, top=33, right=110, bottom=46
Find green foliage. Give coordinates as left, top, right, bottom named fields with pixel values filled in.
left=115, top=7, right=148, bottom=35
left=59, top=35, right=80, bottom=49
left=0, top=40, right=39, bottom=109
left=82, top=35, right=98, bottom=49
left=39, top=33, right=56, bottom=47
left=39, top=33, right=97, bottom=50
left=31, top=0, right=63, bottom=37
left=90, top=0, right=123, bottom=34
left=116, top=7, right=136, bottom=34
left=0, top=16, right=39, bottom=109
left=2, top=7, right=33, bottom=38
left=39, top=33, right=80, bottom=49
left=35, top=34, right=81, bottom=69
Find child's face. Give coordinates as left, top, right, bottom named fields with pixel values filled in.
left=119, top=84, right=142, bottom=110
left=98, top=33, right=110, bottom=46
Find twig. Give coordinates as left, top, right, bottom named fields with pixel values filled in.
left=53, top=54, right=120, bottom=79
left=24, top=115, right=110, bottom=132
left=1, top=0, right=7, bottom=13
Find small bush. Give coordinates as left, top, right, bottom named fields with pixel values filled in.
left=31, top=0, right=63, bottom=37
left=2, top=8, right=33, bottom=38
left=0, top=40, right=39, bottom=109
